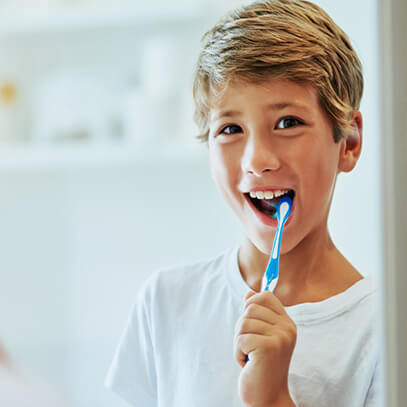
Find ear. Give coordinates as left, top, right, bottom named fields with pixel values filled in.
left=338, top=111, right=363, bottom=173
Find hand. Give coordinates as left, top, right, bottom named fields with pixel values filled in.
left=0, top=344, right=10, bottom=366
left=234, top=290, right=297, bottom=407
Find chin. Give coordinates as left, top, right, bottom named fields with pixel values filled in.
left=248, top=230, right=299, bottom=257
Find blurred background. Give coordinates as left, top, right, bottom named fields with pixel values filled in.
left=0, top=0, right=382, bottom=406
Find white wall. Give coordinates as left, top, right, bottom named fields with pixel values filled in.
left=313, top=0, right=382, bottom=279
left=0, top=163, right=242, bottom=407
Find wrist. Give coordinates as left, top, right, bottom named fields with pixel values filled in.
left=266, top=388, right=296, bottom=407
left=266, top=399, right=296, bottom=407
left=267, top=400, right=296, bottom=407
left=250, top=394, right=296, bottom=407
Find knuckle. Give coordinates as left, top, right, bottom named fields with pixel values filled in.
left=281, top=327, right=297, bottom=348
left=233, top=334, right=239, bottom=351
left=282, top=330, right=294, bottom=344
left=264, top=290, right=278, bottom=303
left=235, top=333, right=247, bottom=351
left=287, top=320, right=297, bottom=338
left=233, top=330, right=242, bottom=348
left=240, top=318, right=249, bottom=331
left=240, top=318, right=253, bottom=334
left=234, top=316, right=242, bottom=332
left=245, top=303, right=257, bottom=316
left=258, top=291, right=272, bottom=303
left=290, top=323, right=298, bottom=338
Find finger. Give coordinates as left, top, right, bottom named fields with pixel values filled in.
left=234, top=327, right=292, bottom=366
left=235, top=308, right=296, bottom=349
left=244, top=302, right=282, bottom=325
left=244, top=290, right=286, bottom=316
left=235, top=332, right=285, bottom=367
left=234, top=303, right=280, bottom=339
left=245, top=290, right=256, bottom=301
left=236, top=317, right=275, bottom=337
left=234, top=333, right=266, bottom=367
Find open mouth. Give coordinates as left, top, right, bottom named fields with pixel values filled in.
left=245, top=189, right=296, bottom=220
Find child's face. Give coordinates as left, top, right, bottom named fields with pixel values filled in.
left=207, top=78, right=348, bottom=255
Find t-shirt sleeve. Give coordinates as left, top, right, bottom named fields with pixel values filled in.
left=105, top=280, right=157, bottom=407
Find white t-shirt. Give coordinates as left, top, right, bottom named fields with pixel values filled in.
left=106, top=247, right=381, bottom=407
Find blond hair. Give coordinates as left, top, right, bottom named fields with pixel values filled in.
left=193, top=0, right=363, bottom=142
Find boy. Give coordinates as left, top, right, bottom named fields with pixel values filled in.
left=106, top=1, right=379, bottom=406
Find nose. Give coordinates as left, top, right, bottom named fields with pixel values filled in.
left=241, top=132, right=281, bottom=176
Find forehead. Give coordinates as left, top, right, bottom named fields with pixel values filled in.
left=208, top=78, right=321, bottom=121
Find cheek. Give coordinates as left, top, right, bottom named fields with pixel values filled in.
left=301, top=148, right=339, bottom=204
left=209, top=146, right=241, bottom=204
left=209, top=148, right=232, bottom=192
left=289, top=139, right=339, bottom=200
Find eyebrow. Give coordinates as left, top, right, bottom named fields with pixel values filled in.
left=210, top=102, right=311, bottom=121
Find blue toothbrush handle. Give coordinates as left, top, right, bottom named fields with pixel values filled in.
left=244, top=197, right=292, bottom=363
left=263, top=253, right=279, bottom=291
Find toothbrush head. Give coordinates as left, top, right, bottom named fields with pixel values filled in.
left=268, top=196, right=293, bottom=276
left=277, top=196, right=292, bottom=224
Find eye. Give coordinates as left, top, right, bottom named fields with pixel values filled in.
left=219, top=124, right=242, bottom=135
left=276, top=117, right=304, bottom=129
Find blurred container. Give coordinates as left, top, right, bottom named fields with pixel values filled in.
left=0, top=79, right=19, bottom=145
left=118, top=38, right=182, bottom=149
left=31, top=73, right=112, bottom=145
left=136, top=37, right=181, bottom=146
left=120, top=78, right=150, bottom=148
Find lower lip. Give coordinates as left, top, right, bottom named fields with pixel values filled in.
left=245, top=195, right=295, bottom=228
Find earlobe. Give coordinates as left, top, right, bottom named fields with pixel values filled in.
left=338, top=111, right=363, bottom=173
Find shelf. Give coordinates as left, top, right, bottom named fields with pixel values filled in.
left=0, top=5, right=207, bottom=36
left=0, top=142, right=207, bottom=171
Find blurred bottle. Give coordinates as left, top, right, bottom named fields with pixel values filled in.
left=138, top=37, right=181, bottom=147
left=0, top=79, right=19, bottom=145
left=120, top=77, right=150, bottom=148
left=119, top=38, right=182, bottom=150
left=31, top=72, right=110, bottom=145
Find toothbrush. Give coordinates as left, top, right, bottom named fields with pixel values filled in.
left=245, top=196, right=292, bottom=362
left=261, top=196, right=292, bottom=292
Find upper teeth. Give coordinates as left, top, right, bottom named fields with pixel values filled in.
left=249, top=189, right=290, bottom=200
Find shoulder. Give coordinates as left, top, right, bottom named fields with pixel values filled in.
left=286, top=274, right=379, bottom=325
left=352, top=274, right=379, bottom=315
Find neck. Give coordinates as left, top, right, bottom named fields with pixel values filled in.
left=238, top=224, right=362, bottom=305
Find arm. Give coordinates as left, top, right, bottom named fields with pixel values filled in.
left=234, top=291, right=297, bottom=407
